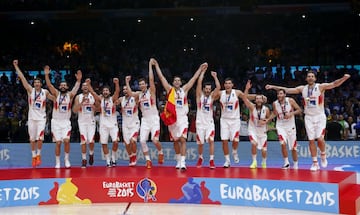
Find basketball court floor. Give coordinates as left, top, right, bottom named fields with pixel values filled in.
left=0, top=202, right=337, bottom=215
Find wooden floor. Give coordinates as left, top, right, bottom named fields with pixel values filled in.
left=0, top=202, right=337, bottom=215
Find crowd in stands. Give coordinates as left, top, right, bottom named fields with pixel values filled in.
left=0, top=8, right=359, bottom=143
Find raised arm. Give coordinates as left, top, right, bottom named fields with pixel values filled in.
left=210, top=71, right=221, bottom=100
left=111, top=78, right=120, bottom=101
left=125, top=76, right=140, bottom=98
left=196, top=70, right=206, bottom=102
left=319, top=74, right=351, bottom=91
left=239, top=81, right=255, bottom=111
left=183, top=62, right=208, bottom=92
left=85, top=78, right=101, bottom=102
left=69, top=70, right=82, bottom=98
left=153, top=59, right=172, bottom=92
left=265, top=84, right=303, bottom=94
left=13, top=60, right=32, bottom=93
left=44, top=65, right=59, bottom=97
left=149, top=58, right=157, bottom=96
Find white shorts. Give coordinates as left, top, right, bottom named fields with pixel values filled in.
left=122, top=121, right=140, bottom=144
left=249, top=132, right=268, bottom=150
left=79, top=122, right=96, bottom=145
left=140, top=116, right=160, bottom=142
left=51, top=119, right=71, bottom=142
left=99, top=123, right=119, bottom=144
left=28, top=119, right=46, bottom=141
left=276, top=125, right=297, bottom=150
left=220, top=118, right=240, bottom=142
left=196, top=123, right=215, bottom=144
left=304, top=114, right=327, bottom=140
left=168, top=115, right=188, bottom=141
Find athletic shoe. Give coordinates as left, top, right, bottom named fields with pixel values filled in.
left=36, top=155, right=41, bottom=166
left=146, top=160, right=152, bottom=169
left=175, top=160, right=181, bottom=169
left=293, top=162, right=299, bottom=170
left=65, top=159, right=71, bottom=168
left=55, top=162, right=60, bottom=169
left=111, top=160, right=116, bottom=167
left=81, top=159, right=87, bottom=168
left=223, top=160, right=230, bottom=168
left=310, top=162, right=320, bottom=171
left=129, top=156, right=137, bottom=166
left=89, top=154, right=94, bottom=165
left=196, top=157, right=203, bottom=168
left=249, top=160, right=257, bottom=169
left=106, top=163, right=111, bottom=168
left=32, top=157, right=37, bottom=167
left=209, top=160, right=215, bottom=169
left=282, top=163, right=290, bottom=169
left=320, top=155, right=328, bottom=168
left=261, top=161, right=267, bottom=169
left=233, top=152, right=240, bottom=163
left=158, top=153, right=164, bottom=164
left=180, top=160, right=186, bottom=171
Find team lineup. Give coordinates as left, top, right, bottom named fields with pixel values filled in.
left=12, top=58, right=351, bottom=171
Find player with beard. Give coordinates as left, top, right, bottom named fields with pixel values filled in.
left=86, top=78, right=120, bottom=167
left=45, top=65, right=82, bottom=168
left=155, top=61, right=208, bottom=170
left=13, top=60, right=53, bottom=167
left=266, top=70, right=350, bottom=171
left=195, top=69, right=221, bottom=169
left=125, top=58, right=164, bottom=169
left=118, top=84, right=140, bottom=167
left=73, top=82, right=97, bottom=168
left=272, top=89, right=302, bottom=169
left=240, top=82, right=271, bottom=169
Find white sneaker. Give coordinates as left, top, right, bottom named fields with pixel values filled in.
left=293, top=162, right=299, bottom=170
left=321, top=157, right=328, bottom=168
left=233, top=152, right=239, bottom=163
left=55, top=162, right=60, bottom=169
left=65, top=159, right=71, bottom=168
left=175, top=160, right=181, bottom=169
left=282, top=163, right=290, bottom=169
left=223, top=160, right=230, bottom=168
left=310, top=162, right=320, bottom=171
left=180, top=160, right=186, bottom=171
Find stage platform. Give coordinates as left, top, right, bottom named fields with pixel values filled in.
left=0, top=166, right=359, bottom=214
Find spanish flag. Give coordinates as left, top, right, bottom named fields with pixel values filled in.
left=160, top=87, right=177, bottom=126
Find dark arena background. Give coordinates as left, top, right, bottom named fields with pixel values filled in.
left=0, top=0, right=360, bottom=214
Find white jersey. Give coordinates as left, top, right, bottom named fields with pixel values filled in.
left=249, top=105, right=268, bottom=135
left=302, top=83, right=324, bottom=116
left=121, top=96, right=140, bottom=126
left=219, top=90, right=240, bottom=119
left=28, top=88, right=47, bottom=120
left=196, top=93, right=214, bottom=126
left=52, top=92, right=72, bottom=120
left=100, top=97, right=117, bottom=126
left=274, top=97, right=295, bottom=128
left=139, top=89, right=158, bottom=118
left=174, top=88, right=189, bottom=117
left=77, top=93, right=96, bottom=124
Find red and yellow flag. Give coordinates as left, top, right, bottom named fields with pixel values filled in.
left=160, top=87, right=177, bottom=126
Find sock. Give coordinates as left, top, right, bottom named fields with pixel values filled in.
left=210, top=155, right=214, bottom=160
left=145, top=155, right=151, bottom=161
left=199, top=154, right=203, bottom=159
left=225, top=154, right=230, bottom=162
left=32, top=150, right=36, bottom=157
left=284, top=157, right=289, bottom=164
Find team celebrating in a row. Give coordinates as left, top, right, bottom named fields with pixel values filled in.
left=13, top=58, right=350, bottom=171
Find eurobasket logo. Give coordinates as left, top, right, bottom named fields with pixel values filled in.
left=136, top=178, right=157, bottom=202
